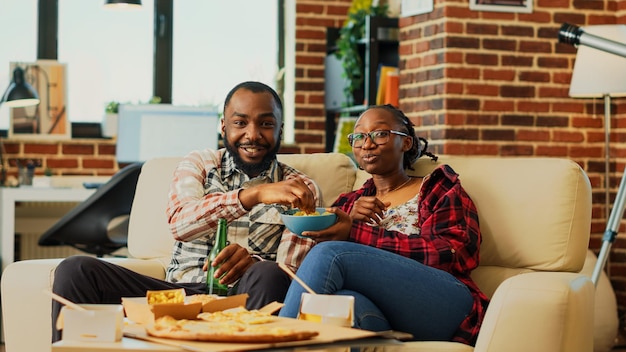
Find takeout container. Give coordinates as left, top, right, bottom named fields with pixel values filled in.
left=122, top=293, right=249, bottom=325
left=280, top=207, right=337, bottom=237
left=60, top=304, right=124, bottom=342
left=297, top=293, right=354, bottom=327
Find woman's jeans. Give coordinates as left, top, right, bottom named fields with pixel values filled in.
left=278, top=241, right=473, bottom=341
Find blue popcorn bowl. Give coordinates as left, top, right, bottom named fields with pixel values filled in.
left=280, top=207, right=337, bottom=238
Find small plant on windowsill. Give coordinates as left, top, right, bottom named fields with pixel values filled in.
left=105, top=101, right=120, bottom=114
left=102, top=97, right=161, bottom=138
left=103, top=101, right=120, bottom=138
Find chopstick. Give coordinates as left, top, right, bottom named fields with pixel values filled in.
left=277, top=262, right=317, bottom=295
left=43, top=289, right=88, bottom=312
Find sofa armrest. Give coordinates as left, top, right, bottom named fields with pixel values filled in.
left=474, top=272, right=594, bottom=352
left=1, top=257, right=166, bottom=352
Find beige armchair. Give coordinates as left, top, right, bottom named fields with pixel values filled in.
left=1, top=153, right=609, bottom=352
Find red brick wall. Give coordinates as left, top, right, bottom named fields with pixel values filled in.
left=293, top=0, right=352, bottom=153
left=2, top=139, right=118, bottom=178
left=395, top=0, right=626, bottom=331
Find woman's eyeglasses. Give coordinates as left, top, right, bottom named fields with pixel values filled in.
left=347, top=130, right=409, bottom=148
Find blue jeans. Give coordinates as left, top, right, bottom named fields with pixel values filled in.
left=278, top=241, right=473, bottom=341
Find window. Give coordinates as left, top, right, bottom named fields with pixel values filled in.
left=172, top=0, right=278, bottom=109
left=58, top=0, right=154, bottom=122
left=0, top=0, right=286, bottom=137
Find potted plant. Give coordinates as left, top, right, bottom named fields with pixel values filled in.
left=102, top=97, right=161, bottom=138
left=334, top=1, right=388, bottom=105
left=103, top=101, right=120, bottom=138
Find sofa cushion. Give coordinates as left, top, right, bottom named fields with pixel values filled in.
left=277, top=153, right=357, bottom=207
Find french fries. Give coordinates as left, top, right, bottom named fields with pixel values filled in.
left=147, top=288, right=185, bottom=304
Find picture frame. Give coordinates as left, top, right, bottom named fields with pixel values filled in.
left=333, top=117, right=356, bottom=155
left=401, top=0, right=434, bottom=17
left=8, top=60, right=70, bottom=140
left=469, top=0, right=532, bottom=13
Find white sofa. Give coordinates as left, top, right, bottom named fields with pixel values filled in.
left=1, top=153, right=617, bottom=351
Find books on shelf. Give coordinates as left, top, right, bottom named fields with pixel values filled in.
left=375, top=65, right=399, bottom=106
left=384, top=71, right=399, bottom=107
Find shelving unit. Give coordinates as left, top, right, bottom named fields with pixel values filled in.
left=324, top=16, right=399, bottom=152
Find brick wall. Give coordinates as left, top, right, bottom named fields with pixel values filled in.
left=293, top=0, right=352, bottom=153
left=2, top=138, right=118, bottom=179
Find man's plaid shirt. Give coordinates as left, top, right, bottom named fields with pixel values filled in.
left=165, top=148, right=320, bottom=283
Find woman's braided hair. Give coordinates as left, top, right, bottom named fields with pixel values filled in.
left=372, top=104, right=438, bottom=170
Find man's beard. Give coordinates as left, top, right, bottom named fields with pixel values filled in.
left=223, top=134, right=281, bottom=177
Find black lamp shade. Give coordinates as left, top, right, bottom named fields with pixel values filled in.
left=104, top=0, right=142, bottom=7
left=1, top=67, right=40, bottom=108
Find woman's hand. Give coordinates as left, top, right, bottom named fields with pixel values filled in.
left=300, top=207, right=352, bottom=242
left=349, top=195, right=388, bottom=226
left=202, top=243, right=255, bottom=285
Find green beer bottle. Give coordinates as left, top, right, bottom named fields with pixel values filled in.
left=207, top=218, right=229, bottom=295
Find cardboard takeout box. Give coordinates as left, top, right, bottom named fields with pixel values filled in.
left=298, top=293, right=354, bottom=327
left=122, top=293, right=249, bottom=325
left=60, top=304, right=124, bottom=342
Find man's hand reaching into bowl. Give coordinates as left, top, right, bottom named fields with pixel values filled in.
left=239, top=178, right=317, bottom=213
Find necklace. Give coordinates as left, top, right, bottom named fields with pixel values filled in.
left=377, top=177, right=413, bottom=200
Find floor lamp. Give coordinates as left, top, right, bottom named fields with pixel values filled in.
left=561, top=23, right=626, bottom=286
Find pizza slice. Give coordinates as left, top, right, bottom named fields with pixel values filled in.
left=146, top=315, right=319, bottom=343
left=197, top=306, right=276, bottom=325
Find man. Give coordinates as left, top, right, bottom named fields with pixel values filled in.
left=51, top=81, right=320, bottom=342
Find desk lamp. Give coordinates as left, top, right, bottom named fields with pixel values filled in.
left=560, top=23, right=626, bottom=286
left=1, top=67, right=40, bottom=107
left=0, top=66, right=42, bottom=185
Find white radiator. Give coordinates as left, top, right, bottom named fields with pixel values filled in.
left=13, top=201, right=124, bottom=260
left=16, top=232, right=87, bottom=261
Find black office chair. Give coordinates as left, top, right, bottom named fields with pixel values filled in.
left=38, top=162, right=144, bottom=257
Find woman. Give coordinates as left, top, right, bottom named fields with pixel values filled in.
left=278, top=105, right=489, bottom=346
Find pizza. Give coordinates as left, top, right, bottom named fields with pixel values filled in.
left=186, top=294, right=219, bottom=305
left=197, top=307, right=276, bottom=325
left=145, top=310, right=319, bottom=343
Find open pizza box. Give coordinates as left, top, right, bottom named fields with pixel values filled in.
left=121, top=290, right=251, bottom=325
left=122, top=317, right=385, bottom=351
left=119, top=289, right=408, bottom=351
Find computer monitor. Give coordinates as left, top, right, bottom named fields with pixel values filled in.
left=116, top=104, right=220, bottom=164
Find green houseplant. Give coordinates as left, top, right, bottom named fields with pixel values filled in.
left=105, top=101, right=120, bottom=114
left=334, top=1, right=388, bottom=105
